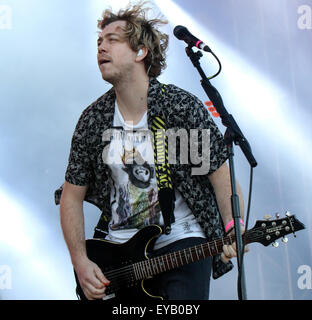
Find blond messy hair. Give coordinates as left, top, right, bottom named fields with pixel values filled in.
left=97, top=1, right=169, bottom=78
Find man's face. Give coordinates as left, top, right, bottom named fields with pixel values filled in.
left=97, top=20, right=137, bottom=84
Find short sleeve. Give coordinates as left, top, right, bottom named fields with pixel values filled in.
left=65, top=112, right=92, bottom=186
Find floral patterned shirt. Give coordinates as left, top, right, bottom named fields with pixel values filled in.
left=55, top=77, right=233, bottom=279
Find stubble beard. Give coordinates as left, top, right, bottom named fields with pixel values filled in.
left=100, top=62, right=135, bottom=87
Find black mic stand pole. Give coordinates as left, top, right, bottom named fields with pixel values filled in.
left=184, top=45, right=257, bottom=300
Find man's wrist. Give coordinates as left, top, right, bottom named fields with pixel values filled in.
left=224, top=218, right=244, bottom=233
left=71, top=251, right=89, bottom=268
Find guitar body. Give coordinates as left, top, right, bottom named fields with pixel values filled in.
left=74, top=225, right=163, bottom=301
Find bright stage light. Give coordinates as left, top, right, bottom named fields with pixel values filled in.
left=0, top=187, right=33, bottom=254
left=0, top=185, right=75, bottom=299
left=154, top=0, right=312, bottom=166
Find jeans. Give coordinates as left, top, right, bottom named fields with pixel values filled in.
left=150, top=237, right=212, bottom=300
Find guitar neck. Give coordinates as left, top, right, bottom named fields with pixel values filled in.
left=131, top=214, right=305, bottom=281
left=133, top=232, right=248, bottom=280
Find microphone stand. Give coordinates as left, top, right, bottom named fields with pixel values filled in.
left=184, top=45, right=257, bottom=300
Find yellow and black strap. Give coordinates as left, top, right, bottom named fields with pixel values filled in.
left=151, top=86, right=175, bottom=234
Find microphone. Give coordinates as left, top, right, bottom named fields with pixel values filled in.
left=173, top=25, right=211, bottom=52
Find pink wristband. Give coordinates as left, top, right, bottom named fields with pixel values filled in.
left=225, top=219, right=244, bottom=233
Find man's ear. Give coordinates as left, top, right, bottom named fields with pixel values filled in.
left=135, top=46, right=148, bottom=61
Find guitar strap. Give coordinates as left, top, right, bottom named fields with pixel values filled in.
left=151, top=85, right=175, bottom=235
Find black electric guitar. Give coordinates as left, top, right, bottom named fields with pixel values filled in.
left=74, top=213, right=304, bottom=300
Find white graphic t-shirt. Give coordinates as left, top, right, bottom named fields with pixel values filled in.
left=103, top=102, right=205, bottom=249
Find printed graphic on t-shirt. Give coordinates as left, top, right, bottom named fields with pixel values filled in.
left=108, top=129, right=162, bottom=231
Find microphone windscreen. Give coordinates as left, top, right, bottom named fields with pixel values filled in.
left=173, top=25, right=187, bottom=40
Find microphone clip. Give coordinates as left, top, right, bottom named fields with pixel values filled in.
left=185, top=45, right=203, bottom=70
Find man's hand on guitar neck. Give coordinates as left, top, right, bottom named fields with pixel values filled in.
left=221, top=225, right=249, bottom=263
left=74, top=257, right=110, bottom=300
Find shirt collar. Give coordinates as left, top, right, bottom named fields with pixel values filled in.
left=98, top=77, right=165, bottom=129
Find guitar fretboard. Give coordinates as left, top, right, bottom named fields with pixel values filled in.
left=132, top=234, right=237, bottom=280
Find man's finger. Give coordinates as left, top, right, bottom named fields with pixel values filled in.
left=94, top=266, right=110, bottom=286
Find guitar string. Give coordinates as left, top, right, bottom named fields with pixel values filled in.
left=99, top=224, right=292, bottom=292
left=104, top=236, right=231, bottom=290
left=104, top=252, right=175, bottom=286
left=104, top=238, right=237, bottom=293
left=103, top=225, right=292, bottom=291
left=103, top=235, right=283, bottom=294
left=104, top=254, right=169, bottom=292
left=104, top=228, right=285, bottom=289
left=104, top=254, right=179, bottom=292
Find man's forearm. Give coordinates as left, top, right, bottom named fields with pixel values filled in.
left=209, top=163, right=244, bottom=226
left=216, top=180, right=244, bottom=226
left=60, top=198, right=88, bottom=267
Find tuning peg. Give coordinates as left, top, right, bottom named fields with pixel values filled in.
left=285, top=210, right=291, bottom=217
left=264, top=214, right=272, bottom=221
left=275, top=213, right=280, bottom=219
left=272, top=241, right=279, bottom=248
left=282, top=237, right=288, bottom=243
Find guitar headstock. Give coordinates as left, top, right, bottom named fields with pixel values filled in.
left=248, top=211, right=305, bottom=247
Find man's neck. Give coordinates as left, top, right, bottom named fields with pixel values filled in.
left=114, top=74, right=150, bottom=125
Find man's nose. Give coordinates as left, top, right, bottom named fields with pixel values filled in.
left=98, top=39, right=108, bottom=53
